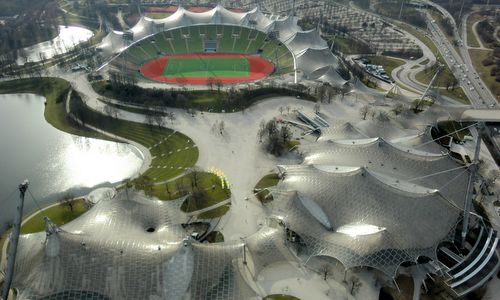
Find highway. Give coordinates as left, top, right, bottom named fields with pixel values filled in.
left=421, top=0, right=497, bottom=109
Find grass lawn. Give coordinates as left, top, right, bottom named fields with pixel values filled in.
left=254, top=173, right=280, bottom=203
left=190, top=90, right=227, bottom=107
left=203, top=230, right=224, bottom=243
left=144, top=172, right=230, bottom=213
left=469, top=49, right=500, bottom=101
left=415, top=66, right=470, bottom=104
left=414, top=59, right=453, bottom=86
left=287, top=140, right=301, bottom=150
left=0, top=78, right=110, bottom=140
left=331, top=36, right=373, bottom=55
left=20, top=199, right=88, bottom=234
left=163, top=57, right=250, bottom=77
left=439, top=87, right=469, bottom=104
left=467, top=13, right=483, bottom=48
left=366, top=56, right=406, bottom=77
left=70, top=92, right=198, bottom=182
left=437, top=120, right=471, bottom=140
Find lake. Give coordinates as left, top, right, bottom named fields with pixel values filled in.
left=17, top=26, right=94, bottom=65
left=0, top=94, right=143, bottom=232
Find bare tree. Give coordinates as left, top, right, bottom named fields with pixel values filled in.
left=152, top=113, right=165, bottom=128
left=219, top=120, right=225, bottom=135
left=376, top=110, right=390, bottom=122
left=187, top=166, right=202, bottom=188
left=165, top=182, right=171, bottom=198
left=211, top=120, right=218, bottom=134
left=135, top=175, right=153, bottom=194
left=484, top=169, right=500, bottom=187
left=215, top=79, right=223, bottom=93
left=167, top=112, right=176, bottom=125
left=349, top=276, right=362, bottom=295
left=412, top=99, right=425, bottom=113
left=320, top=264, right=332, bottom=280
left=261, top=119, right=291, bottom=156
left=145, top=113, right=155, bottom=129
left=314, top=101, right=321, bottom=114
left=207, top=77, right=215, bottom=90
left=188, top=187, right=206, bottom=211
left=359, top=105, right=370, bottom=120
left=392, top=103, right=405, bottom=116
left=59, top=193, right=75, bottom=212
left=104, top=104, right=119, bottom=119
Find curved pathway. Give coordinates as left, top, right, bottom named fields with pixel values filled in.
left=470, top=19, right=492, bottom=50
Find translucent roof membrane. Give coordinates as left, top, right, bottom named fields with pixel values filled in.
left=271, top=164, right=462, bottom=277
left=11, top=190, right=261, bottom=299
left=97, top=5, right=347, bottom=86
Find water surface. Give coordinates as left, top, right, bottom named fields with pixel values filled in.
left=17, top=26, right=94, bottom=65
left=0, top=94, right=142, bottom=231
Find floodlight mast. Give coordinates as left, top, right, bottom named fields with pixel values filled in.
left=1, top=180, right=29, bottom=300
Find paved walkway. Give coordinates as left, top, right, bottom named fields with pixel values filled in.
left=471, top=20, right=491, bottom=50
left=186, top=199, right=231, bottom=217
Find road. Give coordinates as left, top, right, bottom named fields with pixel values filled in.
left=421, top=0, right=497, bottom=109
left=348, top=1, right=468, bottom=106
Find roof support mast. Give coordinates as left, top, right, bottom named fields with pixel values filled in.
left=2, top=180, right=29, bottom=300
left=460, top=124, right=482, bottom=249
left=419, top=64, right=443, bottom=102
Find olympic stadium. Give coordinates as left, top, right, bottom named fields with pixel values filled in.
left=96, top=5, right=349, bottom=86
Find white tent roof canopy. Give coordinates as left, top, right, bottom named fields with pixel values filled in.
left=97, top=5, right=348, bottom=86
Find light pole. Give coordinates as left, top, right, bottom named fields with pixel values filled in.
left=398, top=0, right=405, bottom=20
left=2, top=180, right=29, bottom=300
left=458, top=0, right=466, bottom=21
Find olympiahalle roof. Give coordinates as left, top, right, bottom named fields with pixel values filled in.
left=271, top=127, right=468, bottom=277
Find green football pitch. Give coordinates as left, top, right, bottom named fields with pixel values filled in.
left=163, top=57, right=250, bottom=77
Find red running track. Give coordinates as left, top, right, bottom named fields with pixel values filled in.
left=139, top=53, right=274, bottom=85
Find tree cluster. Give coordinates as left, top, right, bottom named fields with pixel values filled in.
left=430, top=0, right=474, bottom=22
left=374, top=1, right=426, bottom=28
left=476, top=20, right=496, bottom=45
left=0, top=0, right=59, bottom=55
left=381, top=48, right=423, bottom=60
left=439, top=17, right=454, bottom=37
left=99, top=78, right=317, bottom=112
left=258, top=119, right=292, bottom=156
